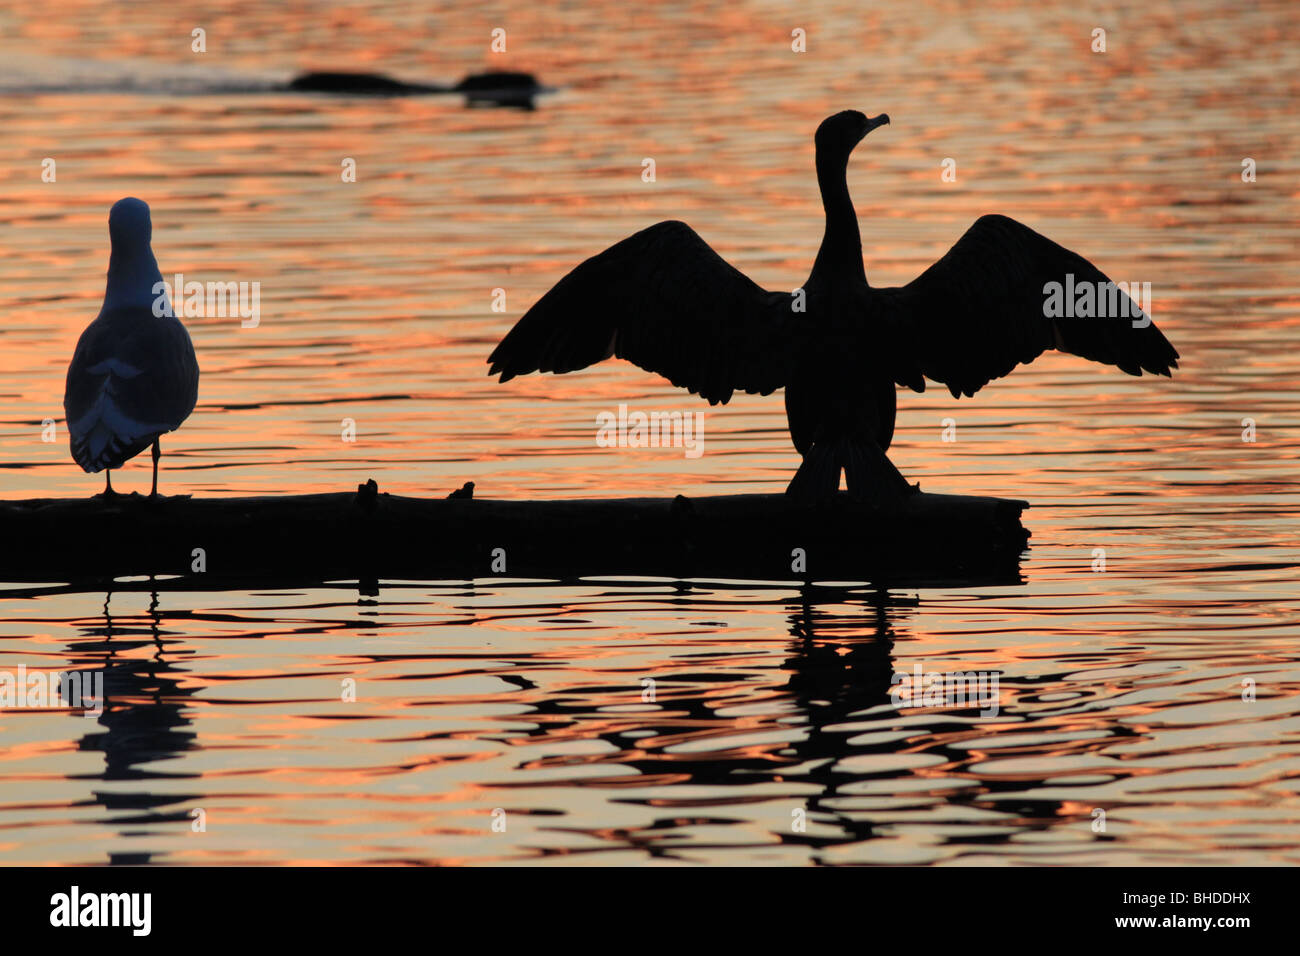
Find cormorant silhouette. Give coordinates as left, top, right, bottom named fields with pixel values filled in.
left=488, top=111, right=1179, bottom=502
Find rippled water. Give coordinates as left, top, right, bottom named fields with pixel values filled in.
left=1, top=0, right=1298, bottom=865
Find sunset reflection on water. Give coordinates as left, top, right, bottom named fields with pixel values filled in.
left=0, top=0, right=1297, bottom=865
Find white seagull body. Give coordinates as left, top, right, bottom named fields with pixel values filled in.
left=64, top=198, right=199, bottom=496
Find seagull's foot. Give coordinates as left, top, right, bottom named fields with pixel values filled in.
left=124, top=489, right=189, bottom=505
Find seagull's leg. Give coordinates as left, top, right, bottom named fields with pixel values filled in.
left=150, top=439, right=161, bottom=498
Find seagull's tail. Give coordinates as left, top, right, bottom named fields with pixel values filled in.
left=67, top=391, right=167, bottom=473
left=69, top=421, right=153, bottom=474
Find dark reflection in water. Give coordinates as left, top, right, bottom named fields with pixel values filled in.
left=510, top=590, right=992, bottom=862
left=779, top=594, right=900, bottom=853
left=70, top=592, right=200, bottom=863
left=1, top=578, right=1298, bottom=865
left=486, top=589, right=912, bottom=861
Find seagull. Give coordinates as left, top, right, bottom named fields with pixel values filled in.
left=487, top=111, right=1179, bottom=503
left=64, top=198, right=199, bottom=497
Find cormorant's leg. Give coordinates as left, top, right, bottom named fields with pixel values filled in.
left=786, top=435, right=918, bottom=507
left=786, top=441, right=844, bottom=505
left=104, top=469, right=113, bottom=496
left=150, top=439, right=161, bottom=498
left=843, top=439, right=914, bottom=506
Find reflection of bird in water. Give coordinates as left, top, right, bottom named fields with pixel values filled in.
left=775, top=590, right=906, bottom=853
left=71, top=588, right=200, bottom=864
left=64, top=198, right=199, bottom=497
left=489, top=111, right=1179, bottom=502
left=522, top=588, right=916, bottom=860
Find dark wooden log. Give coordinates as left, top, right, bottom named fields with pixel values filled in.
left=286, top=71, right=446, bottom=95
left=284, top=70, right=544, bottom=108
left=0, top=486, right=1029, bottom=587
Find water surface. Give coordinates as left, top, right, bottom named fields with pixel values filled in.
left=0, top=0, right=1297, bottom=865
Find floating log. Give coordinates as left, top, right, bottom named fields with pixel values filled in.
left=0, top=486, right=1029, bottom=587
left=286, top=71, right=443, bottom=95
left=285, top=70, right=545, bottom=108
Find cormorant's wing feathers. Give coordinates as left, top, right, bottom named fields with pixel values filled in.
left=488, top=220, right=799, bottom=404
left=877, top=214, right=1180, bottom=398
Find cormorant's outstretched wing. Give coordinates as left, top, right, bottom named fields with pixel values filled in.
left=876, top=215, right=1179, bottom=398
left=488, top=220, right=799, bottom=404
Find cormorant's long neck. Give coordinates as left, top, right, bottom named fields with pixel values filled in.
left=810, top=146, right=866, bottom=286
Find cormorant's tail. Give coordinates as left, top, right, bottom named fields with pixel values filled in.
left=786, top=438, right=912, bottom=505
left=786, top=439, right=845, bottom=502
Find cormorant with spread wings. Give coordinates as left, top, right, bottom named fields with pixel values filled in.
left=488, top=111, right=1178, bottom=503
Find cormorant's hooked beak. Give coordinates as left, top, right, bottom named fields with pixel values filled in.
left=862, top=113, right=890, bottom=137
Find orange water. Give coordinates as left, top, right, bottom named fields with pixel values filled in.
left=0, top=0, right=1297, bottom=864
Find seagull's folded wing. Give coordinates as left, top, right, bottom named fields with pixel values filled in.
left=875, top=214, right=1180, bottom=398
left=64, top=308, right=200, bottom=470
left=488, top=220, right=801, bottom=404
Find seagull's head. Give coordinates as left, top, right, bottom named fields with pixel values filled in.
left=816, top=110, right=890, bottom=157
left=108, top=197, right=152, bottom=248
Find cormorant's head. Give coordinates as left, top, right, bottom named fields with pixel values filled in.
left=108, top=197, right=152, bottom=248
left=815, top=110, right=890, bottom=157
